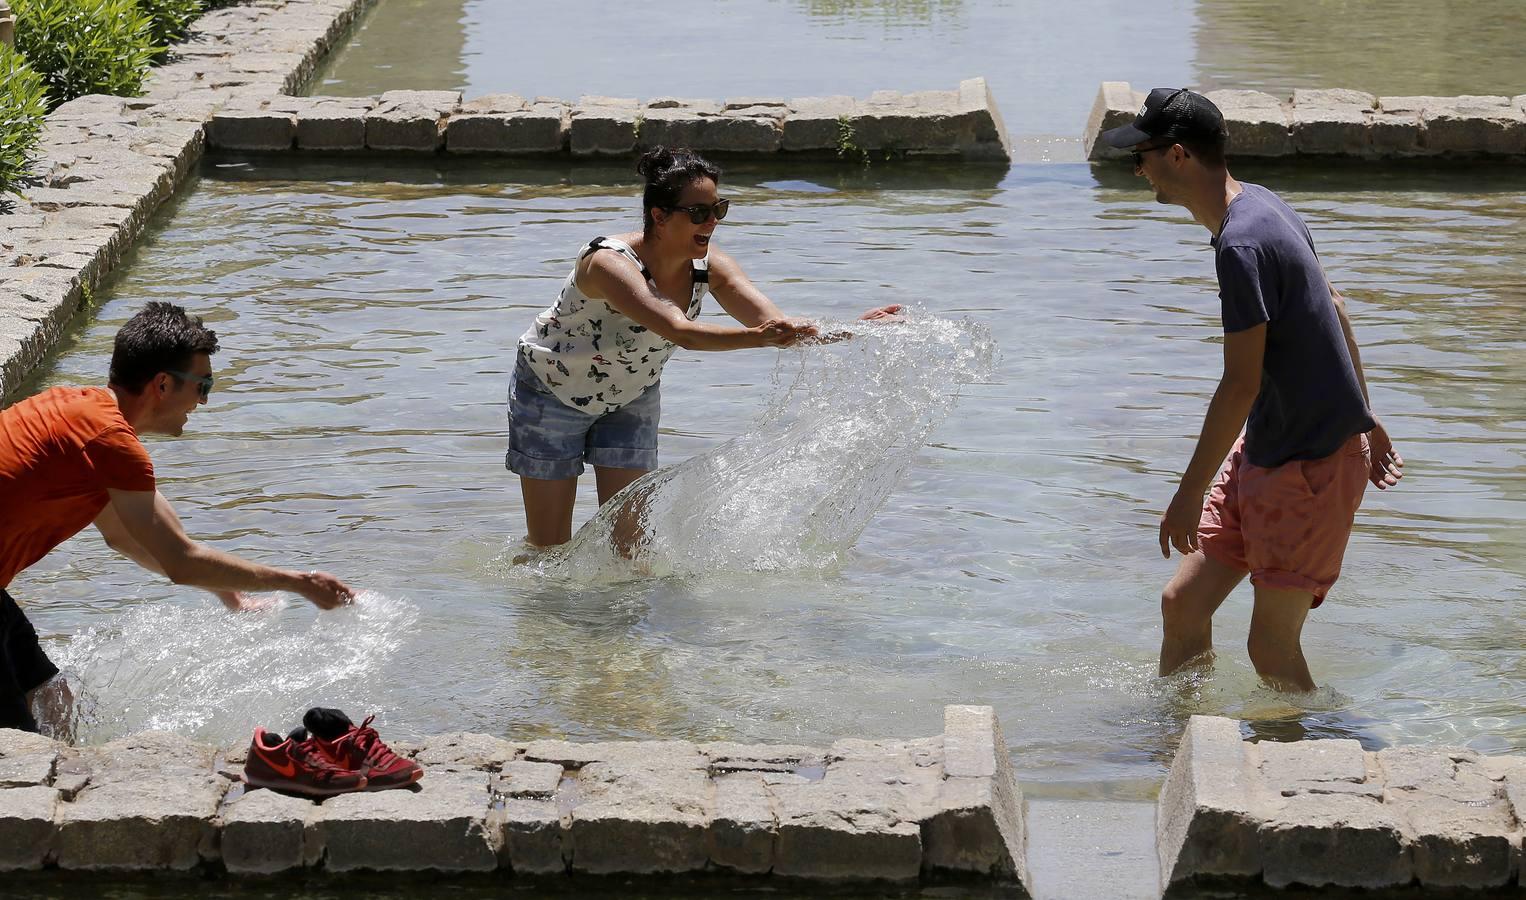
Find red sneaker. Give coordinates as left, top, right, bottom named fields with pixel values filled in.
left=305, top=710, right=423, bottom=791
left=242, top=727, right=368, bottom=798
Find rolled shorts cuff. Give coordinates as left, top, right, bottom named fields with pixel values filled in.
left=1249, top=568, right=1332, bottom=608
left=505, top=447, right=584, bottom=480
left=586, top=445, right=657, bottom=471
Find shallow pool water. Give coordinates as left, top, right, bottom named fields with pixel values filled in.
left=14, top=155, right=1523, bottom=797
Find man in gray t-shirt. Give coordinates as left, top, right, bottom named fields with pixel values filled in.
left=1102, top=89, right=1403, bottom=692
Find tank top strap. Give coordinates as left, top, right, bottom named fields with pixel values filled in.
left=689, top=254, right=710, bottom=312
left=581, top=236, right=652, bottom=282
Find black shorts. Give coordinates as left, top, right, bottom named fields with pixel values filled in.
left=1, top=588, right=59, bottom=733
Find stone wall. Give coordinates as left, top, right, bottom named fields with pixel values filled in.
left=1084, top=81, right=1526, bottom=161
left=1159, top=715, right=1526, bottom=892
left=204, top=80, right=1013, bottom=160
left=0, top=705, right=1028, bottom=886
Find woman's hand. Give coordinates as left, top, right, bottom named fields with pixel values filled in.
left=213, top=590, right=278, bottom=612
left=858, top=304, right=905, bottom=322
left=755, top=318, right=819, bottom=347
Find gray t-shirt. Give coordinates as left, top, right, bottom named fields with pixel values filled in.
left=1213, top=183, right=1374, bottom=468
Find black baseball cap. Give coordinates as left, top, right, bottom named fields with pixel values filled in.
left=1101, top=87, right=1226, bottom=148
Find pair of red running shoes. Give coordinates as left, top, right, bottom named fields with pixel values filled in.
left=243, top=707, right=423, bottom=797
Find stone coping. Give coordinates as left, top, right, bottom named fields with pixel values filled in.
left=0, top=704, right=1028, bottom=886
left=204, top=80, right=1013, bottom=161
left=4, top=708, right=1523, bottom=891
left=1159, top=715, right=1526, bottom=892
left=1085, top=81, right=1526, bottom=161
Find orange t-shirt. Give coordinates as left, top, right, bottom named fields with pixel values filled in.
left=0, top=386, right=156, bottom=588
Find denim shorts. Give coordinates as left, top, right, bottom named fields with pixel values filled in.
left=505, top=355, right=661, bottom=480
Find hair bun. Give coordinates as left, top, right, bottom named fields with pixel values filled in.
left=636, top=146, right=676, bottom=182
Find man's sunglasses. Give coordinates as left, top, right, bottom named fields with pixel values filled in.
left=1131, top=144, right=1174, bottom=168
left=665, top=198, right=730, bottom=225
left=166, top=369, right=214, bottom=400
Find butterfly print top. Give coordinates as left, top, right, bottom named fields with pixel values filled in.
left=518, top=236, right=709, bottom=415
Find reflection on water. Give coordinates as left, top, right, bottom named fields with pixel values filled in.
left=11, top=157, right=1523, bottom=794
left=1194, top=0, right=1526, bottom=98
left=312, top=0, right=1526, bottom=148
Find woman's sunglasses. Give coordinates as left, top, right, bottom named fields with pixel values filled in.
left=167, top=369, right=214, bottom=400
left=665, top=198, right=730, bottom=225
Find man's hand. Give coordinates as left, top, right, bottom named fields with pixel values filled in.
left=858, top=304, right=905, bottom=322
left=288, top=571, right=356, bottom=610
left=1159, top=487, right=1204, bottom=559
left=1367, top=418, right=1403, bottom=489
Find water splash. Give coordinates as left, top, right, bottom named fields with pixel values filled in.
left=50, top=590, right=418, bottom=744
left=516, top=312, right=997, bottom=581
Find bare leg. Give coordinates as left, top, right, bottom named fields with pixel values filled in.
left=1159, top=551, right=1247, bottom=676
left=1247, top=586, right=1317, bottom=692
left=595, top=466, right=649, bottom=559
left=27, top=675, right=75, bottom=743
left=520, top=475, right=578, bottom=547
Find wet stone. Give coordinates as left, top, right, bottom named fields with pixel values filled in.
left=0, top=730, right=61, bottom=788
left=295, top=97, right=375, bottom=151
left=0, top=786, right=59, bottom=870
left=54, top=775, right=228, bottom=870
left=1082, top=81, right=1146, bottom=161
left=1291, top=88, right=1376, bottom=155
left=365, top=90, right=461, bottom=152
left=1258, top=791, right=1411, bottom=889
left=496, top=797, right=568, bottom=874
left=221, top=788, right=319, bottom=875
left=1257, top=738, right=1367, bottom=789
left=569, top=97, right=640, bottom=155
left=446, top=107, right=566, bottom=154
left=638, top=110, right=781, bottom=153
left=318, top=772, right=498, bottom=872
left=708, top=772, right=775, bottom=874
left=569, top=761, right=710, bottom=874
left=412, top=731, right=518, bottom=771
left=772, top=777, right=923, bottom=881
left=1421, top=98, right=1526, bottom=155
left=1156, top=716, right=1261, bottom=886
left=781, top=95, right=856, bottom=152
left=522, top=739, right=703, bottom=769
left=209, top=108, right=295, bottom=150
left=498, top=760, right=563, bottom=797
left=1207, top=90, right=1293, bottom=157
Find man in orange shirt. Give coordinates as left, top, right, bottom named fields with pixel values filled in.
left=1, top=302, right=355, bottom=734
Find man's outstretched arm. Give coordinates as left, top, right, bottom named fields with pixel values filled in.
left=1329, top=283, right=1403, bottom=490
left=1160, top=323, right=1266, bottom=558
left=96, top=489, right=354, bottom=609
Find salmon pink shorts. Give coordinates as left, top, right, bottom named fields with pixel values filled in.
left=1198, top=433, right=1370, bottom=607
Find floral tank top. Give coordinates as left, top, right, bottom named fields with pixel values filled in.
left=518, top=236, right=709, bottom=415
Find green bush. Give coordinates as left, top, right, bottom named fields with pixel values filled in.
left=13, top=0, right=158, bottom=107
left=0, top=45, right=48, bottom=193
left=137, top=0, right=205, bottom=52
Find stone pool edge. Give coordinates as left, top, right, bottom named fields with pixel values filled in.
left=2, top=708, right=1523, bottom=895
left=1085, top=81, right=1526, bottom=162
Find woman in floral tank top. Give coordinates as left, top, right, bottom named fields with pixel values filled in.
left=507, top=146, right=900, bottom=548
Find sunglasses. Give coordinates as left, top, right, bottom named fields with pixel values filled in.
left=166, top=369, right=214, bottom=400
left=1130, top=144, right=1173, bottom=168
left=665, top=198, right=730, bottom=225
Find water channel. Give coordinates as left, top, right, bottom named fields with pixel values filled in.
left=9, top=0, right=1524, bottom=810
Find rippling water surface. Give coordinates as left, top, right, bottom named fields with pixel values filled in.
left=14, top=156, right=1523, bottom=795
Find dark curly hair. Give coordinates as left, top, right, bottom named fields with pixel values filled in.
left=637, top=146, right=721, bottom=236
left=109, top=301, right=220, bottom=393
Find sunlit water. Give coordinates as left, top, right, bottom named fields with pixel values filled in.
left=12, top=156, right=1523, bottom=797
